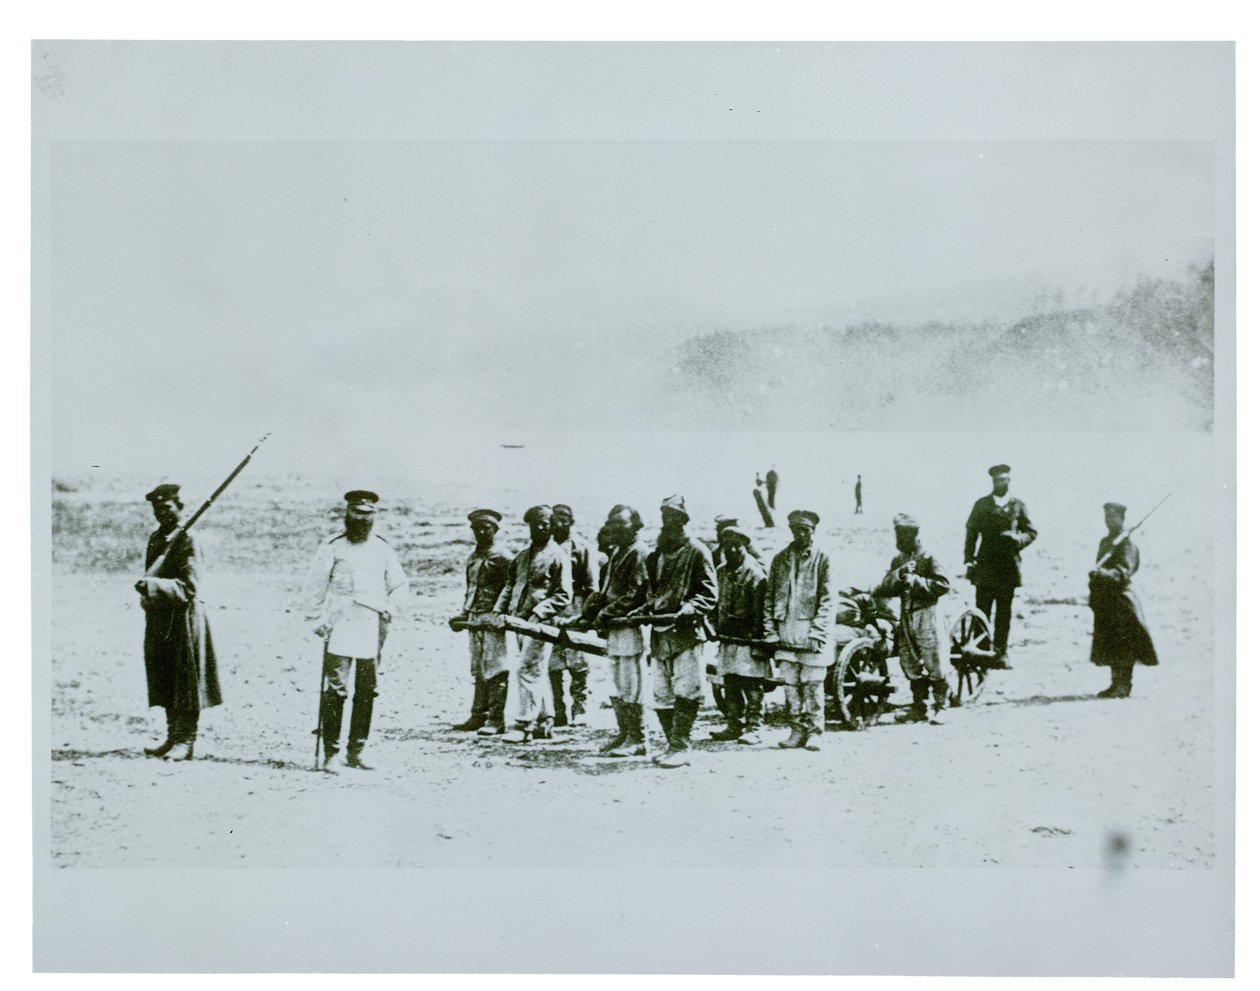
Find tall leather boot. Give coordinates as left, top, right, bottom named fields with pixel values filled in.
left=929, top=676, right=949, bottom=724
left=453, top=678, right=489, bottom=731
left=711, top=676, right=745, bottom=740
left=797, top=681, right=824, bottom=750
left=346, top=691, right=375, bottom=769
left=655, top=707, right=674, bottom=740
left=609, top=702, right=647, bottom=757
left=549, top=670, right=569, bottom=728
left=778, top=685, right=806, bottom=748
left=712, top=683, right=728, bottom=718
left=569, top=669, right=589, bottom=725
left=739, top=679, right=765, bottom=745
left=145, top=706, right=176, bottom=758
left=896, top=679, right=929, bottom=723
left=477, top=674, right=509, bottom=736
left=1113, top=659, right=1134, bottom=699
left=600, top=698, right=630, bottom=753
left=320, top=691, right=346, bottom=769
left=657, top=697, right=700, bottom=767
left=167, top=710, right=198, bottom=762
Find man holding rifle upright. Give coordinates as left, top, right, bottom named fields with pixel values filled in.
left=764, top=510, right=833, bottom=751
left=135, top=483, right=222, bottom=762
left=1088, top=502, right=1159, bottom=698
left=305, top=490, right=410, bottom=773
left=632, top=495, right=718, bottom=769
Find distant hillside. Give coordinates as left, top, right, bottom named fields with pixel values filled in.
left=665, top=261, right=1215, bottom=431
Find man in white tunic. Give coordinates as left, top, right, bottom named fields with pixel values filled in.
left=305, top=490, right=409, bottom=772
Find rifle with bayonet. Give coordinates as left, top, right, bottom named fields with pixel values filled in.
left=141, top=432, right=272, bottom=578
left=1094, top=489, right=1175, bottom=570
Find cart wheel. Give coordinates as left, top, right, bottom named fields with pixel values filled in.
left=837, top=637, right=891, bottom=729
left=948, top=608, right=994, bottom=706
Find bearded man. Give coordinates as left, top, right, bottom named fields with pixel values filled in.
left=304, top=490, right=410, bottom=772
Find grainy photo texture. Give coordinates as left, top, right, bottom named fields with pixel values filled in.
left=32, top=41, right=1235, bottom=975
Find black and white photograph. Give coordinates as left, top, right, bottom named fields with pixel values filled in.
left=30, top=35, right=1236, bottom=976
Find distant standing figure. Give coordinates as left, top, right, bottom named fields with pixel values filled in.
left=448, top=509, right=514, bottom=734
left=964, top=464, right=1037, bottom=669
left=765, top=465, right=780, bottom=510
left=1089, top=502, right=1158, bottom=698
left=494, top=505, right=572, bottom=744
left=764, top=510, right=833, bottom=750
left=305, top=490, right=410, bottom=772
left=854, top=475, right=863, bottom=514
left=135, top=483, right=222, bottom=762
left=875, top=514, right=950, bottom=724
left=549, top=503, right=600, bottom=727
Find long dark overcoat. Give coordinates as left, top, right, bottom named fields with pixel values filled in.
left=964, top=495, right=1038, bottom=589
left=1088, top=535, right=1158, bottom=667
left=142, top=529, right=222, bottom=711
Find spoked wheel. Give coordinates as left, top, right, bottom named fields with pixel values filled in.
left=835, top=637, right=892, bottom=729
left=948, top=608, right=994, bottom=706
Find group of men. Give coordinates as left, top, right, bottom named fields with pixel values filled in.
left=448, top=496, right=838, bottom=765
left=132, top=463, right=1158, bottom=772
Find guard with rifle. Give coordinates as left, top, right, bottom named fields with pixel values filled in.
left=875, top=513, right=951, bottom=725
left=135, top=483, right=223, bottom=761
left=448, top=509, right=514, bottom=735
left=764, top=509, right=833, bottom=750
left=630, top=495, right=718, bottom=768
left=710, top=525, right=772, bottom=746
left=494, top=505, right=572, bottom=744
left=304, top=490, right=410, bottom=772
left=1089, top=502, right=1159, bottom=698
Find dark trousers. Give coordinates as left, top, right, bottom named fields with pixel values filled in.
left=322, top=653, right=377, bottom=757
left=975, top=585, right=1015, bottom=655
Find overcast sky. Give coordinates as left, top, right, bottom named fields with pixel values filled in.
left=35, top=43, right=1231, bottom=474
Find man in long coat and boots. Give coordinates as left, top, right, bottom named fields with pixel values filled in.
left=1089, top=502, right=1159, bottom=698
left=305, top=490, right=410, bottom=772
left=136, top=483, right=222, bottom=761
left=449, top=509, right=514, bottom=734
left=494, top=505, right=572, bottom=744
left=633, top=495, right=718, bottom=768
left=548, top=503, right=599, bottom=727
left=875, top=513, right=951, bottom=725
left=964, top=464, right=1037, bottom=669
left=764, top=509, right=833, bottom=751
